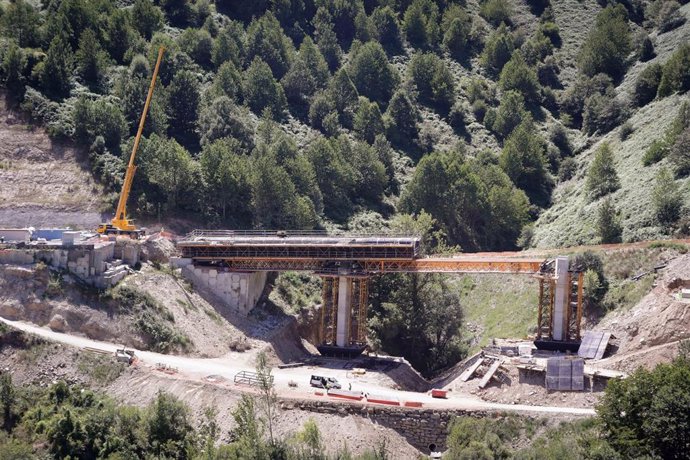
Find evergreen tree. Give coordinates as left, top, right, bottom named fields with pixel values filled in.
left=578, top=5, right=631, bottom=80
left=132, top=0, right=164, bottom=40
left=245, top=11, right=294, bottom=79
left=200, top=138, right=252, bottom=223
left=481, top=23, right=515, bottom=74
left=371, top=6, right=402, bottom=54
left=586, top=142, right=620, bottom=200
left=212, top=22, right=245, bottom=69
left=491, top=90, right=527, bottom=139
left=597, top=197, right=623, bottom=243
left=354, top=98, right=385, bottom=144
left=1, top=0, right=40, bottom=47
left=499, top=51, right=541, bottom=104
left=652, top=166, right=683, bottom=228
left=313, top=7, right=342, bottom=72
left=76, top=29, right=109, bottom=86
left=167, top=70, right=201, bottom=146
left=243, top=58, right=288, bottom=120
left=385, top=90, right=419, bottom=145
left=499, top=117, right=551, bottom=206
left=281, top=37, right=329, bottom=106
left=106, top=9, right=133, bottom=64
left=408, top=52, right=455, bottom=112
left=3, top=42, right=25, bottom=102
left=210, top=61, right=242, bottom=102
left=40, top=36, right=73, bottom=99
left=348, top=41, right=398, bottom=106
left=328, top=69, right=359, bottom=128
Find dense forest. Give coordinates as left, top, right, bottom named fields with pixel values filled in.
left=2, top=0, right=688, bottom=252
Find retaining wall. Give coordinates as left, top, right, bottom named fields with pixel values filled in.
left=278, top=398, right=493, bottom=454
left=181, top=263, right=267, bottom=316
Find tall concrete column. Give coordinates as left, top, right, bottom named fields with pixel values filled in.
left=552, top=256, right=570, bottom=341
left=336, top=276, right=352, bottom=347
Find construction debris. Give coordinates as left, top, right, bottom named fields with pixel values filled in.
left=578, top=331, right=611, bottom=360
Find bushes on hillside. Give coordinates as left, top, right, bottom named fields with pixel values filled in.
left=578, top=5, right=631, bottom=81
left=634, top=63, right=662, bottom=106
left=643, top=102, right=690, bottom=168
left=657, top=44, right=690, bottom=97
left=73, top=96, right=126, bottom=152
left=582, top=92, right=624, bottom=135
left=441, top=5, right=472, bottom=59
left=480, top=0, right=513, bottom=26
left=586, top=142, right=620, bottom=200
left=598, top=350, right=690, bottom=458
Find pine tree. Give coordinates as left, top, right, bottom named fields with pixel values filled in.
left=41, top=36, right=73, bottom=99
left=354, top=98, right=385, bottom=144
left=243, top=58, right=287, bottom=120
left=132, top=0, right=163, bottom=40
left=586, top=142, right=620, bottom=200
left=653, top=166, right=683, bottom=228
left=76, top=29, right=109, bottom=85
left=3, top=42, right=25, bottom=102
left=597, top=197, right=623, bottom=243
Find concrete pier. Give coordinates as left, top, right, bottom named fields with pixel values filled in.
left=336, top=276, right=352, bottom=347
left=552, top=256, right=570, bottom=341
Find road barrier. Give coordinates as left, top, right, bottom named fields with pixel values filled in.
left=366, top=393, right=400, bottom=406
left=327, top=389, right=364, bottom=401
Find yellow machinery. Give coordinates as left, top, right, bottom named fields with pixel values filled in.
left=97, top=47, right=164, bottom=238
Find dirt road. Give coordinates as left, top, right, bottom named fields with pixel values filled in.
left=1, top=317, right=595, bottom=416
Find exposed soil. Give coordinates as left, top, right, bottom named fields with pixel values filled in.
left=0, top=96, right=106, bottom=229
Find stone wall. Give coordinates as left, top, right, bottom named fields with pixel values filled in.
left=181, top=264, right=267, bottom=315
left=278, top=398, right=488, bottom=454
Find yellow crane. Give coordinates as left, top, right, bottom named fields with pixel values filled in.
left=97, top=47, right=164, bottom=238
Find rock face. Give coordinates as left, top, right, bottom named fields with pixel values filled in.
left=49, top=314, right=68, bottom=332
left=142, top=237, right=176, bottom=264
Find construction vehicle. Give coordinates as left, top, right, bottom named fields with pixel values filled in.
left=97, top=47, right=165, bottom=238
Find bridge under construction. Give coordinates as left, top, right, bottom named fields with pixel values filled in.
left=177, top=230, right=583, bottom=356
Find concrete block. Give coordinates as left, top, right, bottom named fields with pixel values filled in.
left=209, top=269, right=217, bottom=277
left=682, top=289, right=690, bottom=299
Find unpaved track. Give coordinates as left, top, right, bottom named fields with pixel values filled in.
left=1, top=317, right=595, bottom=416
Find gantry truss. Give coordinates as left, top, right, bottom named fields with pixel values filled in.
left=177, top=230, right=583, bottom=351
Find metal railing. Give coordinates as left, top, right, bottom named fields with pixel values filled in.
left=184, top=229, right=420, bottom=239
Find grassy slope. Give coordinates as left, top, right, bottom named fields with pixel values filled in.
left=532, top=4, right=690, bottom=248
left=455, top=274, right=538, bottom=351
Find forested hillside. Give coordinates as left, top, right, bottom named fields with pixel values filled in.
left=1, top=0, right=689, bottom=249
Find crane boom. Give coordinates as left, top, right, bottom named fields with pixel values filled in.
left=98, top=47, right=164, bottom=238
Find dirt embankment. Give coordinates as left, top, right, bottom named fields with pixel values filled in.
left=0, top=96, right=106, bottom=229
left=595, top=254, right=690, bottom=372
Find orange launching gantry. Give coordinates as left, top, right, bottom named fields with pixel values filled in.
left=97, top=47, right=165, bottom=238
left=177, top=230, right=583, bottom=356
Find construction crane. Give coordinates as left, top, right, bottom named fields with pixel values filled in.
left=97, top=47, right=165, bottom=238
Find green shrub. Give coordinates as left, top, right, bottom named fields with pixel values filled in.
left=539, top=21, right=561, bottom=47
left=472, top=99, right=488, bottom=122
left=73, top=96, right=127, bottom=152
left=558, top=157, right=577, bottom=182
left=480, top=0, right=513, bottom=26
left=402, top=0, right=441, bottom=49
left=619, top=121, right=634, bottom=140
left=639, top=35, right=655, bottom=61
left=656, top=0, right=685, bottom=33
left=670, top=128, right=690, bottom=176
left=586, top=142, right=620, bottom=200
left=582, top=92, right=623, bottom=135
left=550, top=124, right=572, bottom=156
left=442, top=6, right=471, bottom=59
left=642, top=139, right=668, bottom=166
left=135, top=311, right=190, bottom=353
left=634, top=63, right=662, bottom=106
left=657, top=44, right=690, bottom=97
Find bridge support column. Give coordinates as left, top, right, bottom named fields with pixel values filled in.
left=552, top=256, right=569, bottom=341
left=336, top=276, right=351, bottom=347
